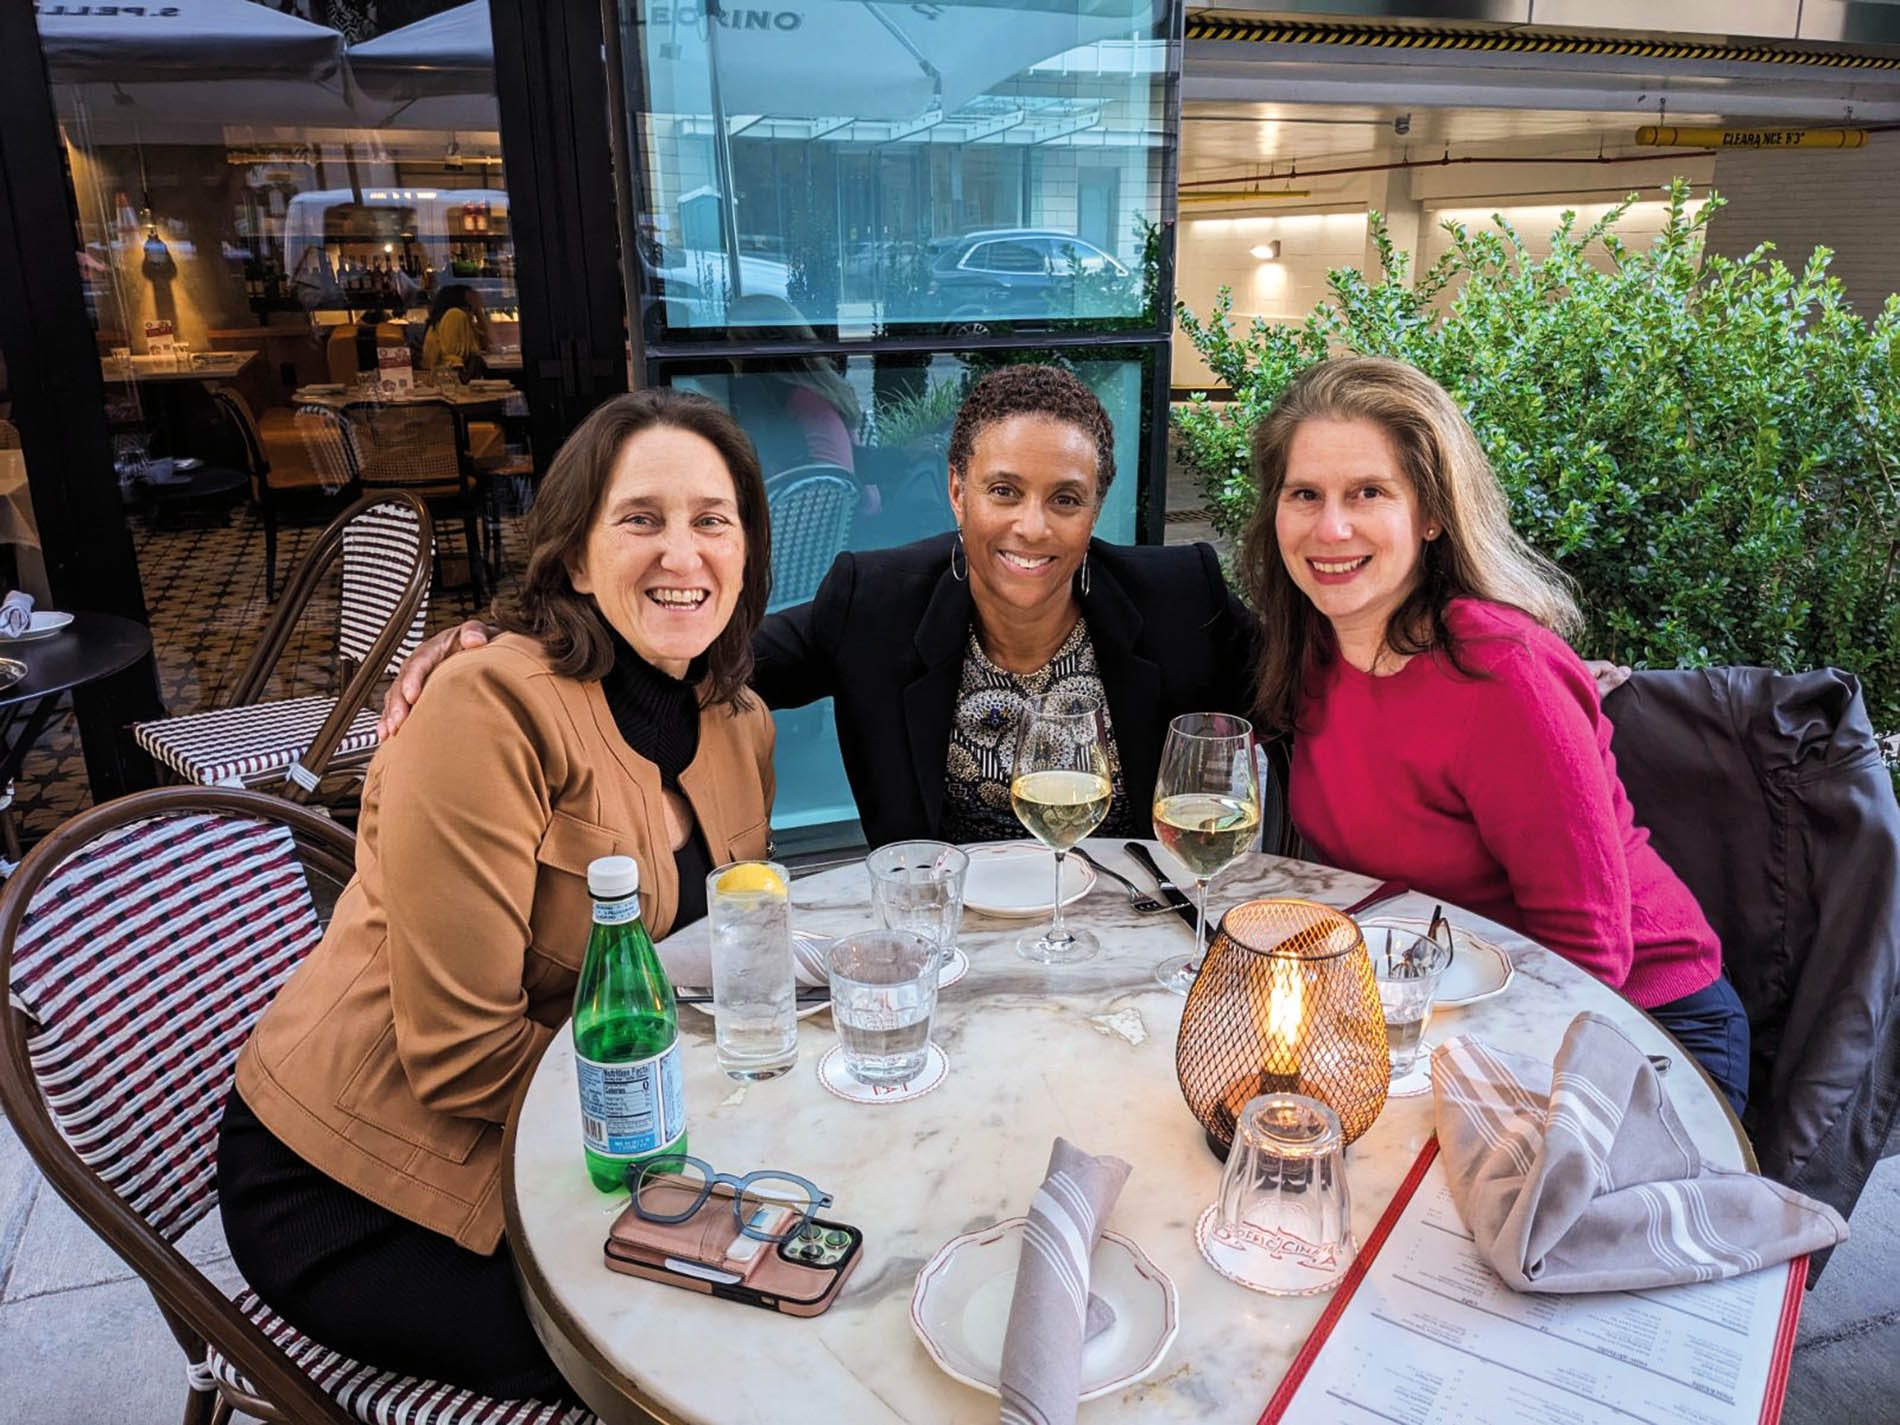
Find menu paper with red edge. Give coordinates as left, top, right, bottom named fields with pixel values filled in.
left=1260, top=1139, right=1806, bottom=1425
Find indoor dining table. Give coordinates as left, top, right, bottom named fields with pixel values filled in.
left=504, top=838, right=1752, bottom=1425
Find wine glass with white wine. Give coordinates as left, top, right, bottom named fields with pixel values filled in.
left=1010, top=692, right=1113, bottom=964
left=1152, top=712, right=1260, bottom=994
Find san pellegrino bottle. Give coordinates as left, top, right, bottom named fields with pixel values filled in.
left=573, top=855, right=686, bottom=1191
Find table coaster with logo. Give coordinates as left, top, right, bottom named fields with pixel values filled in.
left=817, top=1042, right=948, bottom=1105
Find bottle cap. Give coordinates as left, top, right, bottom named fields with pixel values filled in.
left=587, top=855, right=641, bottom=901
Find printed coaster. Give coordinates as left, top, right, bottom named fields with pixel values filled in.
left=1387, top=1049, right=1436, bottom=1100
left=1196, top=1203, right=1353, bottom=1296
left=817, top=1042, right=949, bottom=1105
left=937, top=947, right=969, bottom=989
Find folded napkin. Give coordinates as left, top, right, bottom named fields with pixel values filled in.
left=1433, top=1013, right=1848, bottom=1293
left=0, top=591, right=32, bottom=638
left=998, top=1138, right=1131, bottom=1425
left=655, top=916, right=828, bottom=989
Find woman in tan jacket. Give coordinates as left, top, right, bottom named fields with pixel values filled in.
left=217, top=389, right=775, bottom=1402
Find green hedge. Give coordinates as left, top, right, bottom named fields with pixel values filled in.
left=1172, top=181, right=1900, bottom=738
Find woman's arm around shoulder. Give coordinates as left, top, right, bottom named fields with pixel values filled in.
left=371, top=642, right=571, bottom=1122
left=750, top=549, right=859, bottom=709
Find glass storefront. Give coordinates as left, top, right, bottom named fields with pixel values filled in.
left=616, top=0, right=1178, bottom=843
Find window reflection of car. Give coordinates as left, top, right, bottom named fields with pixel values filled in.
left=924, top=229, right=1130, bottom=330
left=642, top=248, right=793, bottom=334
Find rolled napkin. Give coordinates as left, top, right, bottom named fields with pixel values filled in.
left=1433, top=1013, right=1848, bottom=1293
left=998, top=1138, right=1132, bottom=1425
left=0, top=590, right=32, bottom=638
left=656, top=915, right=829, bottom=989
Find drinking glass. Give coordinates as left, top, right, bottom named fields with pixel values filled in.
left=1363, top=922, right=1454, bottom=1078
left=1009, top=692, right=1112, bottom=964
left=1152, top=712, right=1260, bottom=994
left=708, top=860, right=798, bottom=1081
left=1200, top=1093, right=1354, bottom=1295
left=826, top=930, right=939, bottom=1087
left=866, top=841, right=968, bottom=966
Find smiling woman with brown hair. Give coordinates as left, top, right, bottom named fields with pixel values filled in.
left=216, top=388, right=776, bottom=1404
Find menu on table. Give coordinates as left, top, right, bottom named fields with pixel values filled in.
left=1262, top=1143, right=1803, bottom=1425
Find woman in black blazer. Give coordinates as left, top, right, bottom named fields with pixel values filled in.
left=383, top=365, right=1257, bottom=849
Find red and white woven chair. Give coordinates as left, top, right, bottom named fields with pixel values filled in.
left=134, top=491, right=432, bottom=803
left=0, top=787, right=595, bottom=1425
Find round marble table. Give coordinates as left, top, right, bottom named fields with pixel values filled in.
left=505, top=839, right=1749, bottom=1425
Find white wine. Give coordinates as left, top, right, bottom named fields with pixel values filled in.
left=1011, top=769, right=1112, bottom=850
left=1153, top=793, right=1259, bottom=877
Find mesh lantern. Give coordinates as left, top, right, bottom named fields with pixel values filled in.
left=1176, top=898, right=1390, bottom=1155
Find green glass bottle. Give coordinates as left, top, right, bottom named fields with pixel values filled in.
left=572, top=855, right=686, bottom=1192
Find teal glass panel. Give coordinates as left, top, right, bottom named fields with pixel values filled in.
left=622, top=0, right=1171, bottom=340
left=665, top=348, right=1148, bottom=835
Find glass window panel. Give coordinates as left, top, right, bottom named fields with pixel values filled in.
left=621, top=0, right=1170, bottom=342
left=663, top=346, right=1150, bottom=835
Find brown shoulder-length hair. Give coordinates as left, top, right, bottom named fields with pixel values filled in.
left=1239, top=356, right=1581, bottom=736
left=493, top=388, right=770, bottom=711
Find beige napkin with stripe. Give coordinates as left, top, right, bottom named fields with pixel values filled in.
left=998, top=1138, right=1131, bottom=1425
left=1432, top=1013, right=1847, bottom=1292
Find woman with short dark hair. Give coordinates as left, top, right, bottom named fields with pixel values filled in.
left=420, top=282, right=486, bottom=377
left=217, top=388, right=776, bottom=1401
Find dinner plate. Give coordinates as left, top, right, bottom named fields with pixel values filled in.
left=0, top=658, right=24, bottom=693
left=911, top=1218, right=1178, bottom=1400
left=677, top=929, right=834, bottom=1020
left=961, top=842, right=1095, bottom=919
left=1359, top=915, right=1514, bottom=1008
left=0, top=611, right=74, bottom=644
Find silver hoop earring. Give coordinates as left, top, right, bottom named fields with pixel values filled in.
left=1078, top=554, right=1091, bottom=597
left=950, top=531, right=968, bottom=582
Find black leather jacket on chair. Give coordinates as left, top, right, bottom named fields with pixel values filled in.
left=1606, top=666, right=1900, bottom=1280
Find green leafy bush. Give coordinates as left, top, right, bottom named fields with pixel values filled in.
left=1172, top=180, right=1900, bottom=737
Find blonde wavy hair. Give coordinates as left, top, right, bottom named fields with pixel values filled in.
left=1239, top=356, right=1581, bottom=735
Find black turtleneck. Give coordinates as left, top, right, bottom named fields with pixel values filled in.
left=600, top=635, right=712, bottom=926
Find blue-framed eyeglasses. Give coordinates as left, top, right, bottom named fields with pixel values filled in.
left=628, top=1154, right=833, bottom=1243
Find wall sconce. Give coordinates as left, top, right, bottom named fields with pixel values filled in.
left=1176, top=899, right=1389, bottom=1157
left=1249, top=241, right=1282, bottom=261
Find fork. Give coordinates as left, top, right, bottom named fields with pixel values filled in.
left=1070, top=847, right=1171, bottom=914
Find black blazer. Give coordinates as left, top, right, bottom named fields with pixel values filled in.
left=752, top=532, right=1258, bottom=849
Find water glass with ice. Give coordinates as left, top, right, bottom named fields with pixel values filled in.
left=708, top=860, right=798, bottom=1081
left=865, top=840, right=968, bottom=964
left=826, top=931, right=938, bottom=1088
left=1363, top=922, right=1454, bottom=1078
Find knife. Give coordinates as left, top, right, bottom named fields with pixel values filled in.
left=1122, top=842, right=1202, bottom=933
left=1340, top=878, right=1410, bottom=919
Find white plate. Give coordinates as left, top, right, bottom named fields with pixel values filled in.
left=0, top=611, right=73, bottom=644
left=1359, top=916, right=1514, bottom=1008
left=911, top=1218, right=1178, bottom=1400
left=678, top=929, right=833, bottom=1020
left=961, top=842, right=1095, bottom=919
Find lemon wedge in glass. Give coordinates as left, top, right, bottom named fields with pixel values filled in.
left=716, top=863, right=787, bottom=897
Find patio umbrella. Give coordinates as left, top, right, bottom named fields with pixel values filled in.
left=350, top=0, right=1143, bottom=120
left=36, top=0, right=347, bottom=83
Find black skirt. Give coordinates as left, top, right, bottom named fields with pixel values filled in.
left=216, top=1089, right=575, bottom=1404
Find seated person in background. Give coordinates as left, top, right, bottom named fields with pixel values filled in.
left=420, top=282, right=487, bottom=379
left=217, top=388, right=776, bottom=1400
left=1242, top=355, right=1748, bottom=1111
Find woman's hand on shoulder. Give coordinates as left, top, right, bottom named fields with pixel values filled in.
left=1584, top=660, right=1634, bottom=699
left=379, top=619, right=497, bottom=739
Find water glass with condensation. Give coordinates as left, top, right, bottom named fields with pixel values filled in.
left=865, top=841, right=968, bottom=962
left=708, top=861, right=798, bottom=1081
left=1364, top=922, right=1454, bottom=1078
left=826, top=930, right=938, bottom=1088
left=1203, top=1094, right=1354, bottom=1296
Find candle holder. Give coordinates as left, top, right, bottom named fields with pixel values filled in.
left=1175, top=898, right=1390, bottom=1157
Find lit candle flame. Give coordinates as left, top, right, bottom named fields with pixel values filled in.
left=1263, top=959, right=1304, bottom=1079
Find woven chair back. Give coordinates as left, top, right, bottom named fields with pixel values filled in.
left=340, top=498, right=430, bottom=673
left=294, top=404, right=359, bottom=495
left=343, top=401, right=463, bottom=489
left=765, top=466, right=856, bottom=612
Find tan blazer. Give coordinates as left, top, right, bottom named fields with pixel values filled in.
left=236, top=634, right=774, bottom=1252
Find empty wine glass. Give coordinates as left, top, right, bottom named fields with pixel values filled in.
left=1009, top=692, right=1111, bottom=964
left=1152, top=712, right=1260, bottom=994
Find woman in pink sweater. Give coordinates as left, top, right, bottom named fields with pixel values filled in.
left=1239, top=356, right=1749, bottom=1111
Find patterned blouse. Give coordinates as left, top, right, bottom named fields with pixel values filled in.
left=940, top=617, right=1138, bottom=844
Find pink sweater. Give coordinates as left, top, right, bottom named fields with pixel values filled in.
left=1289, top=599, right=1720, bottom=1009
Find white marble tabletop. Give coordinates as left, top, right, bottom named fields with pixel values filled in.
left=505, top=839, right=1747, bottom=1425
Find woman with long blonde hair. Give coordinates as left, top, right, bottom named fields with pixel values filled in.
left=1242, top=355, right=1747, bottom=1109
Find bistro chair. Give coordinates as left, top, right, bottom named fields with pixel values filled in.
left=764, top=463, right=856, bottom=613
left=294, top=403, right=361, bottom=498
left=0, top=786, right=594, bottom=1425
left=133, top=492, right=431, bottom=803
left=206, top=390, right=290, bottom=599
left=342, top=398, right=491, bottom=600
